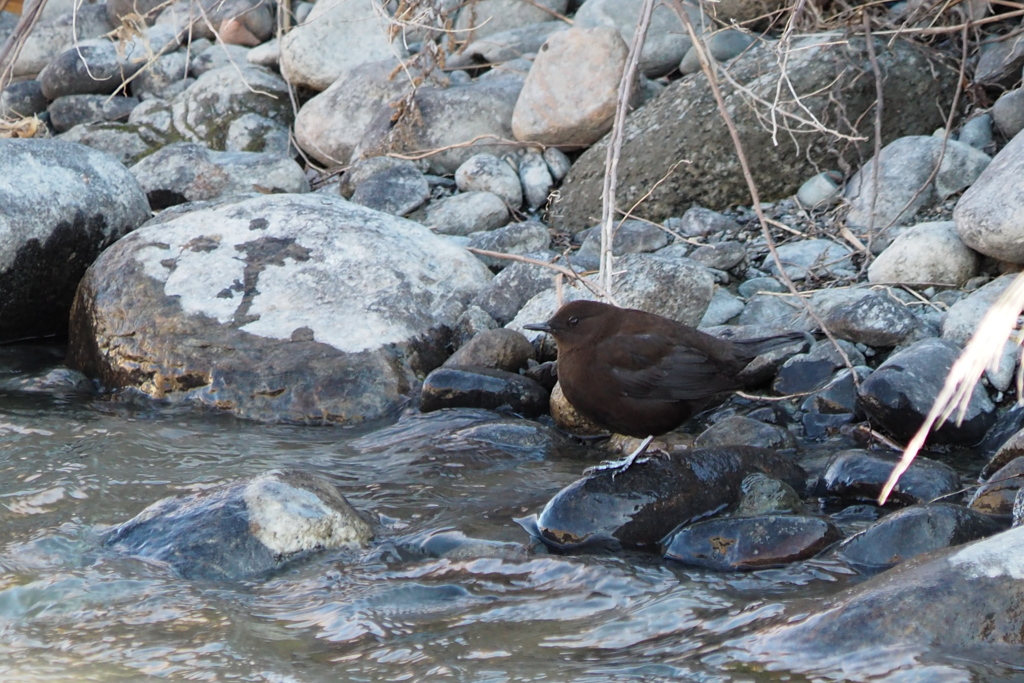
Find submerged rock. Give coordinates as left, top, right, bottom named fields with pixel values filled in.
left=104, top=469, right=373, bottom=580
left=814, top=449, right=960, bottom=507
left=837, top=502, right=1005, bottom=569
left=663, top=514, right=842, bottom=571
left=534, top=446, right=805, bottom=550
left=742, top=524, right=1024, bottom=668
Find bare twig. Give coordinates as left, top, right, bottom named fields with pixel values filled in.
left=0, top=0, right=49, bottom=92
left=598, top=0, right=655, bottom=301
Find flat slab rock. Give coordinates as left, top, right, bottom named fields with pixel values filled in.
left=67, top=193, right=493, bottom=424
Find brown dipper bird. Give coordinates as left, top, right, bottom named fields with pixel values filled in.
left=524, top=300, right=808, bottom=444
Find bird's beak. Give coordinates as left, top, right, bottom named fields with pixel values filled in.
left=523, top=322, right=551, bottom=333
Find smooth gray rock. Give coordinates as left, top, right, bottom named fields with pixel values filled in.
left=673, top=206, right=741, bottom=237
left=0, top=139, right=151, bottom=342
left=453, top=0, right=567, bottom=44
left=765, top=238, right=853, bottom=281
left=694, top=415, right=796, bottom=450
left=845, top=135, right=990, bottom=231
left=796, top=171, right=842, bottom=208
left=294, top=59, right=410, bottom=167
left=868, top=221, right=979, bottom=286
left=156, top=0, right=274, bottom=45
left=455, top=153, right=523, bottom=207
left=104, top=469, right=372, bottom=580
left=699, top=286, right=745, bottom=326
left=941, top=274, right=1016, bottom=345
left=518, top=149, right=553, bottom=210
left=280, top=0, right=405, bottom=90
left=679, top=29, right=755, bottom=74
left=955, top=129, right=1024, bottom=263
left=131, top=51, right=189, bottom=100
left=821, top=293, right=924, bottom=347
left=356, top=74, right=524, bottom=174
left=426, top=192, right=510, bottom=236
left=129, top=142, right=309, bottom=209
left=11, top=4, right=111, bottom=79
left=689, top=241, right=746, bottom=271
left=453, top=21, right=567, bottom=67
left=443, top=327, right=535, bottom=372
left=225, top=113, right=291, bottom=155
left=171, top=65, right=293, bottom=150
left=993, top=88, right=1024, bottom=138
left=189, top=44, right=252, bottom=77
left=958, top=113, right=993, bottom=150
left=67, top=194, right=493, bottom=424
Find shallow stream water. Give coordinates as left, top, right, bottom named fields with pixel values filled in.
left=1, top=344, right=1022, bottom=682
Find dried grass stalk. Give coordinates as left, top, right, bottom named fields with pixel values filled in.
left=879, top=271, right=1024, bottom=504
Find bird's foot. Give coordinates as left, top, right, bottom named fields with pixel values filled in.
left=584, top=435, right=655, bottom=479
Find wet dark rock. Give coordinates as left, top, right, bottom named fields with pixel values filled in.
left=103, top=469, right=373, bottom=581
left=535, top=446, right=805, bottom=550
left=663, top=514, right=842, bottom=571
left=694, top=415, right=796, bottom=450
left=814, top=449, right=960, bottom=506
left=970, top=457, right=1024, bottom=516
left=801, top=412, right=857, bottom=440
left=801, top=366, right=870, bottom=415
left=774, top=340, right=863, bottom=395
left=443, top=328, right=535, bottom=373
left=858, top=337, right=995, bottom=445
left=734, top=472, right=807, bottom=515
left=981, top=420, right=1024, bottom=479
left=523, top=360, right=558, bottom=392
left=420, top=366, right=548, bottom=417
left=837, top=502, right=1006, bottom=569
left=0, top=139, right=151, bottom=343
left=67, top=194, right=491, bottom=424
left=744, top=525, right=1024, bottom=665
left=554, top=36, right=954, bottom=231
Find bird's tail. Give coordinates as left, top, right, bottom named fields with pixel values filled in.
left=731, top=331, right=813, bottom=359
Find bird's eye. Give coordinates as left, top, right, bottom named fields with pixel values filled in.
left=568, top=316, right=579, bottom=326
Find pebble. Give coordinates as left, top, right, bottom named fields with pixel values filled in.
left=444, top=328, right=535, bottom=373
left=419, top=366, right=549, bottom=416
left=467, top=221, right=551, bottom=269
left=575, top=219, right=672, bottom=270
left=350, top=164, right=431, bottom=217
left=992, top=88, right=1024, bottom=137
left=764, top=238, right=853, bottom=281
left=518, top=149, right=555, bottom=211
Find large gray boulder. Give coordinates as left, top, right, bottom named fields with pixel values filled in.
left=0, top=139, right=151, bottom=342
left=955, top=128, right=1024, bottom=263
left=552, top=34, right=956, bottom=233
left=743, top=524, right=1024, bottom=672
left=67, top=194, right=493, bottom=424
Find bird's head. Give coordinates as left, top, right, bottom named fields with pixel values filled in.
left=523, top=300, right=616, bottom=344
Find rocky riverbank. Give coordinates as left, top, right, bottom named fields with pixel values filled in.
left=4, top=0, right=1024, bottom=670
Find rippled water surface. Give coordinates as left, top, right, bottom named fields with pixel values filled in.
left=0, top=344, right=1020, bottom=682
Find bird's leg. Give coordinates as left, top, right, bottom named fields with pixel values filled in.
left=584, top=435, right=655, bottom=478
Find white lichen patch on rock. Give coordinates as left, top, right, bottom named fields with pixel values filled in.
left=132, top=193, right=492, bottom=353
left=244, top=470, right=372, bottom=555
left=948, top=525, right=1024, bottom=580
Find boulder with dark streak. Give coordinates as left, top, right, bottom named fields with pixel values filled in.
left=534, top=446, right=805, bottom=551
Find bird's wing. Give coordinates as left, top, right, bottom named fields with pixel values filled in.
left=595, top=332, right=741, bottom=401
